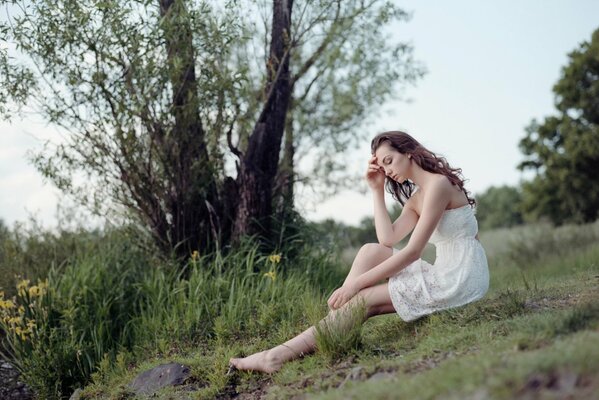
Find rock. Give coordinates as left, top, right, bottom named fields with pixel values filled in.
left=338, top=366, right=366, bottom=388
left=347, top=366, right=365, bottom=380
left=69, top=388, right=82, bottom=400
left=368, top=371, right=396, bottom=381
left=0, top=360, right=33, bottom=400
left=129, top=362, right=191, bottom=396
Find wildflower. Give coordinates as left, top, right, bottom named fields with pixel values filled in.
left=38, top=279, right=49, bottom=290
left=17, top=279, right=30, bottom=296
left=0, top=290, right=4, bottom=299
left=263, top=271, right=277, bottom=281
left=29, top=285, right=41, bottom=297
left=191, top=250, right=199, bottom=261
left=0, top=299, right=15, bottom=309
left=18, top=305, right=25, bottom=315
left=14, top=326, right=27, bottom=341
left=268, top=253, right=282, bottom=264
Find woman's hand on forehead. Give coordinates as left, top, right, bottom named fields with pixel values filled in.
left=370, top=155, right=382, bottom=169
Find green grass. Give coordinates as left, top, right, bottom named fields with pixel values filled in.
left=67, top=220, right=599, bottom=400
left=3, top=220, right=599, bottom=399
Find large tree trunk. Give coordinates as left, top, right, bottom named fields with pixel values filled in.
left=232, top=0, right=294, bottom=243
left=159, top=0, right=220, bottom=257
left=275, top=96, right=296, bottom=218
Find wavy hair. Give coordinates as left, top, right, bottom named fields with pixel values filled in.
left=371, top=131, right=476, bottom=207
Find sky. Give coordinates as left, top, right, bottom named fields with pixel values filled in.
left=1, top=0, right=599, bottom=229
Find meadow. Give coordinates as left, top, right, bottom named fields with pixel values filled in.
left=1, top=219, right=598, bottom=399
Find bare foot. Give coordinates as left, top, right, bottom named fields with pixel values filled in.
left=228, top=349, right=283, bottom=374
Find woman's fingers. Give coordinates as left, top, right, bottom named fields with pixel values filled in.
left=329, top=287, right=354, bottom=310
left=330, top=289, right=343, bottom=310
left=327, top=290, right=338, bottom=309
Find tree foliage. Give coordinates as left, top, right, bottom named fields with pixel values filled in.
left=0, top=0, right=423, bottom=260
left=475, top=185, right=523, bottom=231
left=518, top=28, right=599, bottom=225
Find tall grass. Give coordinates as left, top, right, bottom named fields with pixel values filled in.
left=313, top=299, right=368, bottom=361
left=3, top=215, right=598, bottom=399
left=0, top=227, right=156, bottom=398
left=0, top=218, right=108, bottom=298
left=0, top=224, right=347, bottom=399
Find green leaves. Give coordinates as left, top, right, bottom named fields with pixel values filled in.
left=2, top=0, right=423, bottom=256
left=518, top=28, right=599, bottom=224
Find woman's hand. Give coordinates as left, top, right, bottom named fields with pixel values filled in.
left=327, top=280, right=360, bottom=310
left=365, top=155, right=385, bottom=191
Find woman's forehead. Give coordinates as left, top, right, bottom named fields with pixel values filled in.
left=374, top=143, right=394, bottom=159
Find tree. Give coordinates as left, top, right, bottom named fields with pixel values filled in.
left=474, top=185, right=523, bottom=230
left=0, top=0, right=423, bottom=260
left=518, top=28, right=599, bottom=225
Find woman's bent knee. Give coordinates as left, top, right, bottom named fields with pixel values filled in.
left=359, top=243, right=392, bottom=256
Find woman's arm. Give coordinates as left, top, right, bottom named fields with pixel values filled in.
left=373, top=190, right=418, bottom=247
left=367, top=155, right=413, bottom=246
left=355, top=179, right=452, bottom=291
left=327, top=179, right=454, bottom=310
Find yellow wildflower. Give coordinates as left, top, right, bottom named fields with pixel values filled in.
left=18, top=305, right=25, bottom=315
left=26, top=319, right=36, bottom=329
left=17, top=279, right=30, bottom=296
left=8, top=316, right=22, bottom=325
left=0, top=299, right=15, bottom=309
left=268, top=253, right=282, bottom=264
left=263, top=271, right=277, bottom=281
left=14, top=326, right=27, bottom=341
left=191, top=250, right=199, bottom=261
left=29, top=285, right=41, bottom=297
left=38, top=279, right=49, bottom=290
left=0, top=290, right=4, bottom=299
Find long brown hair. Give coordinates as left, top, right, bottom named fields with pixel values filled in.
left=371, top=131, right=476, bottom=207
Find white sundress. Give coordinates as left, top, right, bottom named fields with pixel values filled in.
left=388, top=204, right=489, bottom=321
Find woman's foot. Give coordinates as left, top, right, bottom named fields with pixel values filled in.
left=228, top=349, right=283, bottom=374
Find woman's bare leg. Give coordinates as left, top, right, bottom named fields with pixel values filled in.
left=343, top=243, right=394, bottom=285
left=229, top=282, right=397, bottom=373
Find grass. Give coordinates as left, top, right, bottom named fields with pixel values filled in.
left=2, top=219, right=599, bottom=399
left=67, top=220, right=599, bottom=400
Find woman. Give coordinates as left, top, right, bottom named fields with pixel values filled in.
left=229, top=131, right=489, bottom=373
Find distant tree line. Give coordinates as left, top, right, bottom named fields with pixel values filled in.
left=314, top=27, right=599, bottom=239
left=478, top=27, right=599, bottom=230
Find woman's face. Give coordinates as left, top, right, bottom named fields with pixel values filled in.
left=374, top=142, right=411, bottom=183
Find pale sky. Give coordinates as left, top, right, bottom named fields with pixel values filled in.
left=1, top=1, right=598, bottom=228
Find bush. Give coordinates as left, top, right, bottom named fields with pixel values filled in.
left=0, top=225, right=347, bottom=399
left=0, top=227, right=155, bottom=398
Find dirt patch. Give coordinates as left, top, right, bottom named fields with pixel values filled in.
left=524, top=293, right=581, bottom=311
left=216, top=375, right=273, bottom=400
left=515, top=370, right=598, bottom=399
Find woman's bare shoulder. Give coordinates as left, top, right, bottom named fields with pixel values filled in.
left=404, top=191, right=422, bottom=216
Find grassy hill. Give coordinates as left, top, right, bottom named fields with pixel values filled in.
left=74, top=222, right=599, bottom=399
left=2, top=221, right=598, bottom=399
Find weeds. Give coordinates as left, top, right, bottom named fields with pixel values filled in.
left=1, top=217, right=599, bottom=399
left=314, top=298, right=367, bottom=362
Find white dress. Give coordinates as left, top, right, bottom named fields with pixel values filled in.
left=388, top=204, right=489, bottom=321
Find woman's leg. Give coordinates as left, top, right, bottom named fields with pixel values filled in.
left=343, top=243, right=394, bottom=285
left=228, top=282, right=397, bottom=373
